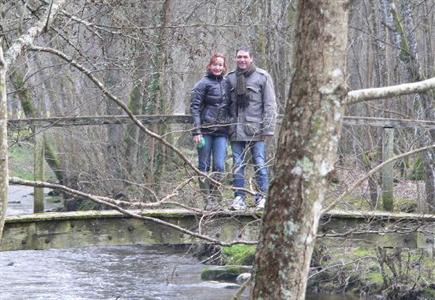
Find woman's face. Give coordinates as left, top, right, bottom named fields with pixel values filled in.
left=209, top=57, right=225, bottom=76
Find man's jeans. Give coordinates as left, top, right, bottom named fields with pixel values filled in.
left=231, top=141, right=268, bottom=198
left=197, top=135, right=227, bottom=173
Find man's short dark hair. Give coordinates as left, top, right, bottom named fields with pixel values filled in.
left=236, top=47, right=253, bottom=57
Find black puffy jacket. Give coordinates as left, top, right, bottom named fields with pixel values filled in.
left=190, top=73, right=230, bottom=136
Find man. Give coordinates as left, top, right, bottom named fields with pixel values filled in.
left=226, top=47, right=277, bottom=210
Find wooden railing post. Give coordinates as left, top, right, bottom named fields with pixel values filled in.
left=33, top=128, right=44, bottom=213
left=382, top=127, right=395, bottom=211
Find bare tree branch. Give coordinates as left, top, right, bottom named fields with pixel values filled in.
left=4, top=0, right=67, bottom=67
left=347, top=77, right=435, bottom=104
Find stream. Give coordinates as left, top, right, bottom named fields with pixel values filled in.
left=6, top=185, right=63, bottom=216
left=0, top=245, right=247, bottom=300
left=3, top=185, right=362, bottom=299
left=4, top=185, right=249, bottom=299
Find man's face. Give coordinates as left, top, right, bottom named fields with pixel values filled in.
left=235, top=50, right=253, bottom=70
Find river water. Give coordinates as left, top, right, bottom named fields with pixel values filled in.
left=3, top=186, right=359, bottom=299
left=6, top=185, right=63, bottom=216
left=4, top=186, right=248, bottom=299
left=0, top=245, right=247, bottom=300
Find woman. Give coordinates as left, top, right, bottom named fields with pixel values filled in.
left=190, top=53, right=230, bottom=210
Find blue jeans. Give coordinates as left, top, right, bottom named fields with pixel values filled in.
left=231, top=141, right=268, bottom=198
left=197, top=135, right=227, bottom=173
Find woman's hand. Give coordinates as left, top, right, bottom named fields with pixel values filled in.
left=193, top=134, right=202, bottom=145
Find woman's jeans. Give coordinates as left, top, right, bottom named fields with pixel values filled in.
left=231, top=141, right=268, bottom=198
left=197, top=135, right=227, bottom=173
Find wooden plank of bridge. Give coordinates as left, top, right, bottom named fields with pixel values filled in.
left=7, top=115, right=193, bottom=129
left=7, top=115, right=435, bottom=130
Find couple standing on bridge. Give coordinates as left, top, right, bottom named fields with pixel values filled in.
left=190, top=47, right=277, bottom=211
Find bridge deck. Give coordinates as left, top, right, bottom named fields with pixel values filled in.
left=1, top=209, right=434, bottom=251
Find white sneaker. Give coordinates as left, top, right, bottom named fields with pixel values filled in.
left=255, top=196, right=266, bottom=210
left=230, top=196, right=247, bottom=210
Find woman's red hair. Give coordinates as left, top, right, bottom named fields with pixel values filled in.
left=206, top=53, right=227, bottom=74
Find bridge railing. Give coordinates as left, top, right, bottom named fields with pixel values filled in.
left=7, top=114, right=435, bottom=213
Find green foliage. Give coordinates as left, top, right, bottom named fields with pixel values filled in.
left=8, top=128, right=33, bottom=141
left=395, top=198, right=417, bottom=213
left=222, top=244, right=256, bottom=265
left=8, top=144, right=34, bottom=180
left=128, top=84, right=142, bottom=113
left=9, top=141, right=57, bottom=181
left=409, top=157, right=425, bottom=181
left=353, top=247, right=373, bottom=257
left=308, top=246, right=434, bottom=297
left=366, top=272, right=383, bottom=284
left=422, top=287, right=435, bottom=299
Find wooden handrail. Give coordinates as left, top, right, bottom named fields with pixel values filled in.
left=7, top=114, right=435, bottom=130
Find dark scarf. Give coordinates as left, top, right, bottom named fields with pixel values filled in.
left=235, top=64, right=256, bottom=109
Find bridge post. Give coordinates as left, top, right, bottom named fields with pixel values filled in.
left=33, top=127, right=44, bottom=213
left=382, top=127, right=394, bottom=211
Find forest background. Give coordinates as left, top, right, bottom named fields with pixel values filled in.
left=0, top=0, right=434, bottom=299
left=3, top=0, right=434, bottom=211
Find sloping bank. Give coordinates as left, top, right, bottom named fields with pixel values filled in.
left=199, top=245, right=435, bottom=299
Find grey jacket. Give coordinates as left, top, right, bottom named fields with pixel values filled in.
left=226, top=67, right=277, bottom=141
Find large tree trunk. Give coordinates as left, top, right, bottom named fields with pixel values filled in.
left=0, top=45, right=8, bottom=239
left=252, top=1, right=349, bottom=299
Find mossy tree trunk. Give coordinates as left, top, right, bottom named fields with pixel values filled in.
left=98, top=13, right=125, bottom=196
left=124, top=78, right=143, bottom=177
left=10, top=70, right=65, bottom=185
left=143, top=0, right=172, bottom=188
left=252, top=1, right=349, bottom=299
left=385, top=0, right=435, bottom=212
left=155, top=0, right=173, bottom=183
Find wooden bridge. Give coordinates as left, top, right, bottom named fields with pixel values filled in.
left=4, top=115, right=435, bottom=252
left=2, top=209, right=434, bottom=252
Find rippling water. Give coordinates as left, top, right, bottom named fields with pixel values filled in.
left=4, top=186, right=361, bottom=300
left=0, top=245, right=247, bottom=300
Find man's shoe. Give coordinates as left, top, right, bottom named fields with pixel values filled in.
left=255, top=196, right=266, bottom=210
left=230, top=196, right=247, bottom=210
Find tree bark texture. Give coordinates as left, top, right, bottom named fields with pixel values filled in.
left=252, top=1, right=349, bottom=299
left=0, top=45, right=8, bottom=238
